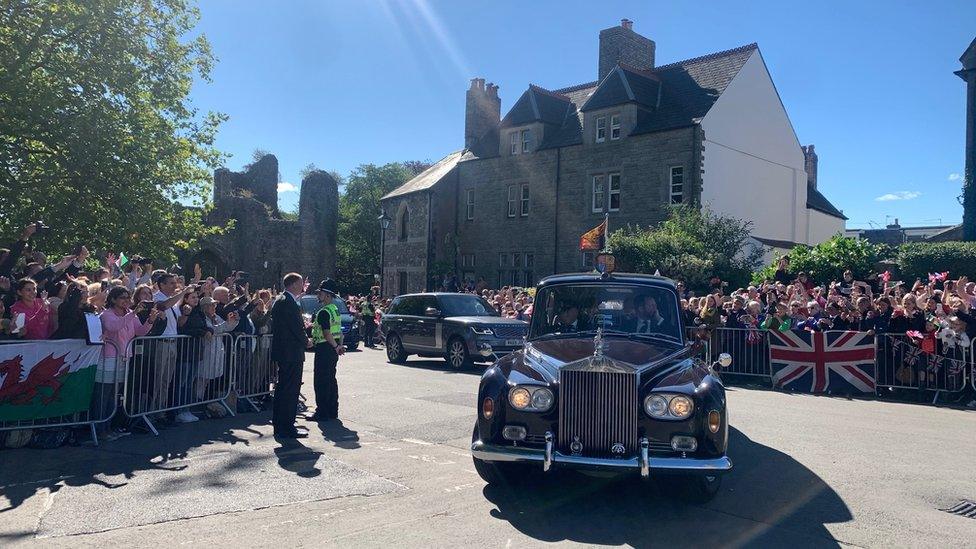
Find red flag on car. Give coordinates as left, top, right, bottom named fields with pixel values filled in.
left=580, top=216, right=608, bottom=251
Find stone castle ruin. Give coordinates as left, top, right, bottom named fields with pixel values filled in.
left=184, top=154, right=338, bottom=290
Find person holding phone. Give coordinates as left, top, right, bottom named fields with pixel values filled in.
left=99, top=286, right=159, bottom=439
left=51, top=282, right=93, bottom=340
left=10, top=278, right=53, bottom=339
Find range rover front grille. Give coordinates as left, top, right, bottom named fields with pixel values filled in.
left=492, top=325, right=527, bottom=340
left=558, top=369, right=638, bottom=457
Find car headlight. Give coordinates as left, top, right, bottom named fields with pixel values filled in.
left=471, top=326, right=494, bottom=336
left=668, top=395, right=694, bottom=419
left=509, top=385, right=553, bottom=412
left=530, top=388, right=554, bottom=411
left=509, top=387, right=531, bottom=409
left=644, top=394, right=669, bottom=418
left=643, top=393, right=694, bottom=420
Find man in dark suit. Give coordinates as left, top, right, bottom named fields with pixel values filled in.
left=271, top=272, right=310, bottom=439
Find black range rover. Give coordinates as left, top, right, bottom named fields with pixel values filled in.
left=381, top=293, right=528, bottom=370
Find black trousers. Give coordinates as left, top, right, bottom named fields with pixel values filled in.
left=272, top=358, right=303, bottom=434
left=362, top=320, right=376, bottom=346
left=313, top=343, right=339, bottom=417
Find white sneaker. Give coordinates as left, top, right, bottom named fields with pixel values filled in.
left=175, top=411, right=199, bottom=423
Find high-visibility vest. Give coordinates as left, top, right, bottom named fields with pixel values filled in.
left=311, top=303, right=342, bottom=345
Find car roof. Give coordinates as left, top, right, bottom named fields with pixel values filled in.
left=537, top=272, right=677, bottom=289
left=393, top=293, right=485, bottom=298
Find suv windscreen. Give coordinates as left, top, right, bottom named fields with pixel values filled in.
left=528, top=284, right=681, bottom=341
left=437, top=294, right=498, bottom=317
left=300, top=295, right=350, bottom=315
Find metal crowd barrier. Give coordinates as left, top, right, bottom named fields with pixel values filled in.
left=875, top=334, right=971, bottom=403
left=0, top=339, right=121, bottom=446
left=713, top=327, right=772, bottom=379
left=123, top=333, right=235, bottom=435
left=234, top=334, right=276, bottom=411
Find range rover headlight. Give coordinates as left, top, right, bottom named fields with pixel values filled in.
left=530, top=388, right=554, bottom=411
left=471, top=326, right=494, bottom=336
left=644, top=394, right=669, bottom=418
left=509, top=387, right=531, bottom=409
left=668, top=395, right=694, bottom=419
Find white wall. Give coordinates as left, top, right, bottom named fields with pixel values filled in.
left=806, top=209, right=846, bottom=243
left=700, top=50, right=812, bottom=244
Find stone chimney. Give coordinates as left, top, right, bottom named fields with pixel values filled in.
left=802, top=144, right=818, bottom=189
left=598, top=19, right=655, bottom=81
left=465, top=78, right=500, bottom=156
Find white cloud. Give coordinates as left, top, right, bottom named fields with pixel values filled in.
left=948, top=173, right=962, bottom=181
left=277, top=182, right=298, bottom=193
left=875, top=191, right=921, bottom=202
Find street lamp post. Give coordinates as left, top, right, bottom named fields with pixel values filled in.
left=378, top=209, right=391, bottom=297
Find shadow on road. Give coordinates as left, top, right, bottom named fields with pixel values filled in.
left=316, top=419, right=361, bottom=449
left=273, top=440, right=323, bottom=478
left=0, top=410, right=266, bottom=524
left=482, top=427, right=852, bottom=548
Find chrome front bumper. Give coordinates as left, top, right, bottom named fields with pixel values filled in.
left=471, top=433, right=732, bottom=478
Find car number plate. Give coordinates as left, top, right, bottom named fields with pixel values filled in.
left=505, top=339, right=522, bottom=347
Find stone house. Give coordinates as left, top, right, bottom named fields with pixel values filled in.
left=184, top=154, right=338, bottom=290
left=380, top=19, right=845, bottom=295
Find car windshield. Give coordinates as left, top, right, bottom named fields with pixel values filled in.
left=299, top=295, right=349, bottom=315
left=437, top=294, right=498, bottom=317
left=528, top=283, right=682, bottom=342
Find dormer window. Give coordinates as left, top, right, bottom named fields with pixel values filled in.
left=596, top=116, right=606, bottom=143
left=509, top=132, right=519, bottom=155
left=521, top=129, right=532, bottom=153
left=610, top=114, right=621, bottom=140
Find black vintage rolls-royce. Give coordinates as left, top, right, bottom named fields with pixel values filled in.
left=471, top=272, right=733, bottom=502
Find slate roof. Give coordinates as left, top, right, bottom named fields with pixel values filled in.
left=580, top=65, right=661, bottom=112
left=500, top=85, right=573, bottom=128
left=514, top=43, right=758, bottom=150
left=806, top=186, right=847, bottom=220
left=381, top=150, right=463, bottom=200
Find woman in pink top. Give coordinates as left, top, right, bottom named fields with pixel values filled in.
left=95, top=286, right=158, bottom=440
left=9, top=278, right=53, bottom=339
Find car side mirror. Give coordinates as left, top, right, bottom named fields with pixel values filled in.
left=714, top=353, right=732, bottom=371
left=425, top=307, right=441, bottom=317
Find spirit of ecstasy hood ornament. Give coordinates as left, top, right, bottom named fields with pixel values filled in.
left=592, top=327, right=607, bottom=362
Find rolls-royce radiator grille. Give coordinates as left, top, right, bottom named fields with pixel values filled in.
left=558, top=370, right=638, bottom=457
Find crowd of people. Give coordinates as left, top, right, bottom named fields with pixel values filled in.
left=680, top=257, right=976, bottom=347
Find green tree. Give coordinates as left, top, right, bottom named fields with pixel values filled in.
left=607, top=205, right=763, bottom=292
left=752, top=235, right=884, bottom=285
left=0, top=0, right=226, bottom=262
left=336, top=161, right=430, bottom=294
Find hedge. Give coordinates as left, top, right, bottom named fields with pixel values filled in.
left=896, top=242, right=976, bottom=281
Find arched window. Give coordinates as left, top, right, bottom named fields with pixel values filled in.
left=399, top=208, right=409, bottom=241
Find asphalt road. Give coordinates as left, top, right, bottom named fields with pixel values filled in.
left=1, top=346, right=975, bottom=548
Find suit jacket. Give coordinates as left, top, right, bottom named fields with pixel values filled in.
left=271, top=292, right=305, bottom=364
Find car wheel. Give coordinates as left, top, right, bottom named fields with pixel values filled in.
left=471, top=425, right=524, bottom=486
left=386, top=333, right=407, bottom=364
left=446, top=337, right=472, bottom=370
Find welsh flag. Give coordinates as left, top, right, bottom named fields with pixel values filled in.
left=0, top=340, right=100, bottom=421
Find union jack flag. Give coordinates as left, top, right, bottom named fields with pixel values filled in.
left=769, top=330, right=877, bottom=394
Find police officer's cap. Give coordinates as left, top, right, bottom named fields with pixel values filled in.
left=315, top=278, right=340, bottom=297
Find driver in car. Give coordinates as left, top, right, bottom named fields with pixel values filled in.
left=628, top=294, right=666, bottom=334
left=552, top=301, right=581, bottom=333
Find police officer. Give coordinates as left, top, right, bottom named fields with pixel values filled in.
left=360, top=295, right=376, bottom=348
left=307, top=279, right=344, bottom=421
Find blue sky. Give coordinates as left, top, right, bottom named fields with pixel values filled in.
left=189, top=0, right=975, bottom=229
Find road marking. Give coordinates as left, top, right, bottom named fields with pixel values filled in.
left=406, top=454, right=454, bottom=465
left=443, top=482, right=477, bottom=493
left=401, top=438, right=433, bottom=446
